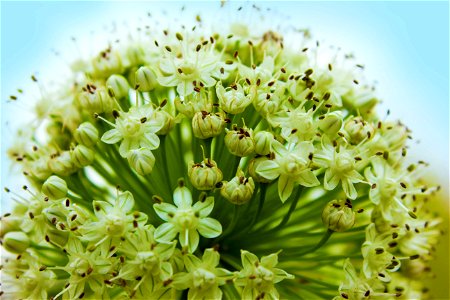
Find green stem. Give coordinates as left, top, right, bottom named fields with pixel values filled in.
left=220, top=205, right=240, bottom=239
left=220, top=253, right=242, bottom=270
left=246, top=183, right=267, bottom=233
left=160, top=135, right=172, bottom=193
left=202, top=137, right=213, bottom=158
left=298, top=229, right=334, bottom=256
left=276, top=186, right=303, bottom=229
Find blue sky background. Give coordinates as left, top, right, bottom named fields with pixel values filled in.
left=1, top=2, right=448, bottom=197
left=1, top=0, right=449, bottom=296
left=3, top=1, right=447, bottom=192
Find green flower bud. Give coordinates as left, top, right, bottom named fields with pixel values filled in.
left=221, top=170, right=255, bottom=205
left=71, top=145, right=95, bottom=168
left=127, top=148, right=156, bottom=176
left=188, top=159, right=223, bottom=190
left=0, top=216, right=21, bottom=238
left=192, top=111, right=225, bottom=139
left=3, top=231, right=30, bottom=254
left=77, top=86, right=114, bottom=113
left=216, top=83, right=252, bottom=114
left=46, top=228, right=69, bottom=247
left=135, top=66, right=158, bottom=92
left=49, top=151, right=76, bottom=176
left=319, top=112, right=343, bottom=136
left=126, top=45, right=146, bottom=66
left=106, top=74, right=130, bottom=99
left=175, top=94, right=213, bottom=118
left=29, top=157, right=53, bottom=181
left=42, top=175, right=68, bottom=200
left=248, top=156, right=273, bottom=183
left=155, top=110, right=175, bottom=135
left=344, top=116, right=374, bottom=144
left=322, top=199, right=355, bottom=232
left=74, top=122, right=99, bottom=147
left=92, top=50, right=124, bottom=78
left=254, top=131, right=274, bottom=155
left=224, top=126, right=255, bottom=157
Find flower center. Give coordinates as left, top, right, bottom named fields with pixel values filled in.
left=105, top=215, right=125, bottom=236
left=193, top=268, right=216, bottom=288
left=174, top=208, right=198, bottom=230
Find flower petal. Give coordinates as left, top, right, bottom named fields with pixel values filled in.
left=324, top=169, right=340, bottom=190
left=192, top=196, right=214, bottom=217
left=241, top=250, right=259, bottom=270
left=141, top=133, right=160, bottom=150
left=173, top=186, right=193, bottom=208
left=154, top=223, right=178, bottom=243
left=179, top=228, right=199, bottom=253
left=183, top=253, right=202, bottom=272
left=255, top=160, right=280, bottom=180
left=101, top=128, right=122, bottom=144
left=278, top=174, right=295, bottom=203
left=202, top=248, right=220, bottom=267
left=154, top=203, right=177, bottom=221
left=342, top=179, right=358, bottom=200
left=116, top=191, right=135, bottom=212
left=297, top=170, right=320, bottom=187
left=198, top=218, right=222, bottom=238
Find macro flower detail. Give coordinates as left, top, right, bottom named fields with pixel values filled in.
left=256, top=140, right=319, bottom=202
left=100, top=104, right=164, bottom=157
left=235, top=250, right=294, bottom=299
left=154, top=184, right=222, bottom=253
left=173, top=248, right=234, bottom=299
left=1, top=4, right=445, bottom=300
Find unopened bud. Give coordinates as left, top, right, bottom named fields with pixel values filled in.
left=322, top=199, right=355, bottom=232
left=42, top=175, right=68, bottom=200
left=224, top=127, right=255, bottom=157
left=221, top=170, right=255, bottom=205
left=188, top=159, right=223, bottom=190
left=344, top=116, right=374, bottom=144
left=254, top=131, right=273, bottom=155
left=127, top=148, right=156, bottom=176
left=216, top=83, right=252, bottom=114
left=71, top=145, right=95, bottom=168
left=155, top=110, right=175, bottom=135
left=106, top=74, right=130, bottom=99
left=319, top=112, right=342, bottom=136
left=3, top=231, right=30, bottom=254
left=248, top=156, right=273, bottom=183
left=77, top=87, right=114, bottom=113
left=74, top=122, right=99, bottom=147
left=192, top=111, right=225, bottom=139
left=49, top=151, right=76, bottom=176
left=135, top=66, right=158, bottom=92
left=92, top=51, right=124, bottom=78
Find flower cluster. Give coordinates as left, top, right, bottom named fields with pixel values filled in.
left=1, top=6, right=443, bottom=300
